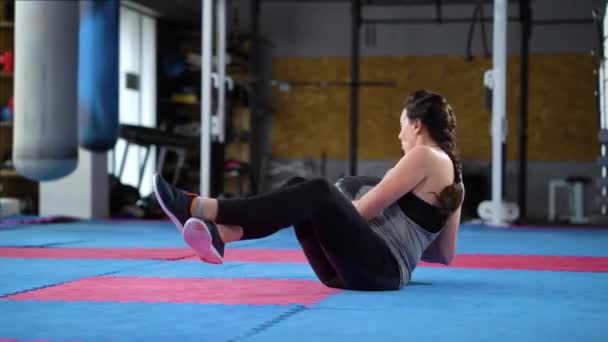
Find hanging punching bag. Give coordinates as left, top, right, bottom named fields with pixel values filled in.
left=13, top=1, right=79, bottom=181
left=78, top=0, right=119, bottom=152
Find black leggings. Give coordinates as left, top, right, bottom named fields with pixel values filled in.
left=216, top=177, right=401, bottom=291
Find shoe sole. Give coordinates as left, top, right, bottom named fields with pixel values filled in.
left=153, top=174, right=184, bottom=233
left=183, top=217, right=224, bottom=264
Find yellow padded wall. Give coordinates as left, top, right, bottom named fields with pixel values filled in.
left=271, top=54, right=597, bottom=161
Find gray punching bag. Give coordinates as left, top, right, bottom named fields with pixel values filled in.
left=13, top=1, right=79, bottom=181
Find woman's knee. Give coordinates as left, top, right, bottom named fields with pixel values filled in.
left=308, top=178, right=334, bottom=197
left=284, top=176, right=307, bottom=187
left=293, top=221, right=315, bottom=240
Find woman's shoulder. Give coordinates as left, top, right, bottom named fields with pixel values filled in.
left=401, top=146, right=454, bottom=182
left=403, top=145, right=433, bottom=158
left=402, top=145, right=445, bottom=164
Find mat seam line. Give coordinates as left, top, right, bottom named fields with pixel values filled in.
left=0, top=240, right=90, bottom=248
left=0, top=259, right=172, bottom=298
left=226, top=305, right=308, bottom=342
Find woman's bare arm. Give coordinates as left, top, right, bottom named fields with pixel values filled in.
left=352, top=147, right=429, bottom=221
left=421, top=186, right=465, bottom=265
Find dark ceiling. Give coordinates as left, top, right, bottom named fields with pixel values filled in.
left=131, top=0, right=201, bottom=25
left=130, top=0, right=516, bottom=26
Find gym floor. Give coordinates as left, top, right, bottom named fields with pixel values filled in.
left=0, top=219, right=606, bottom=341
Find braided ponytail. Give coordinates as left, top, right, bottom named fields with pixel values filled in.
left=437, top=141, right=464, bottom=212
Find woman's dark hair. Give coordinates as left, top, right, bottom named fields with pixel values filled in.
left=403, top=90, right=464, bottom=212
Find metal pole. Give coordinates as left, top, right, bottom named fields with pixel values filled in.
left=201, top=0, right=213, bottom=196
left=435, top=0, right=442, bottom=23
left=491, top=0, right=507, bottom=225
left=250, top=0, right=261, bottom=193
left=602, top=4, right=608, bottom=214
left=216, top=0, right=226, bottom=143
left=518, top=0, right=531, bottom=221
left=350, top=0, right=361, bottom=176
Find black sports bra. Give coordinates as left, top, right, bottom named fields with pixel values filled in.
left=335, top=176, right=451, bottom=233
left=396, top=192, right=450, bottom=233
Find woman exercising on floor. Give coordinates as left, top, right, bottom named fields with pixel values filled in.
left=154, top=90, right=465, bottom=291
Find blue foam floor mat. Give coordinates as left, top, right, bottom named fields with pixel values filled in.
left=249, top=269, right=608, bottom=342
left=0, top=220, right=607, bottom=341
left=1, top=221, right=607, bottom=255
left=456, top=224, right=608, bottom=256
left=0, top=301, right=304, bottom=342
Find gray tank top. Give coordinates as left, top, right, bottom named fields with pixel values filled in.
left=336, top=177, right=448, bottom=288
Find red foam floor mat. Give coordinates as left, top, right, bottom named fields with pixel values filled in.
left=422, top=254, right=608, bottom=272
left=4, top=276, right=341, bottom=305
left=1, top=247, right=607, bottom=272
left=0, top=247, right=193, bottom=260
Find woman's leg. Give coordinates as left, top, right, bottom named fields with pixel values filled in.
left=156, top=173, right=399, bottom=290
left=315, top=175, right=399, bottom=290
left=154, top=172, right=333, bottom=241
left=170, top=174, right=341, bottom=284
left=293, top=217, right=344, bottom=288
left=194, top=177, right=347, bottom=239
left=211, top=175, right=399, bottom=290
left=280, top=177, right=343, bottom=288
left=310, top=205, right=400, bottom=291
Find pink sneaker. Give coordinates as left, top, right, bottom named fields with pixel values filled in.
left=183, top=217, right=225, bottom=264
